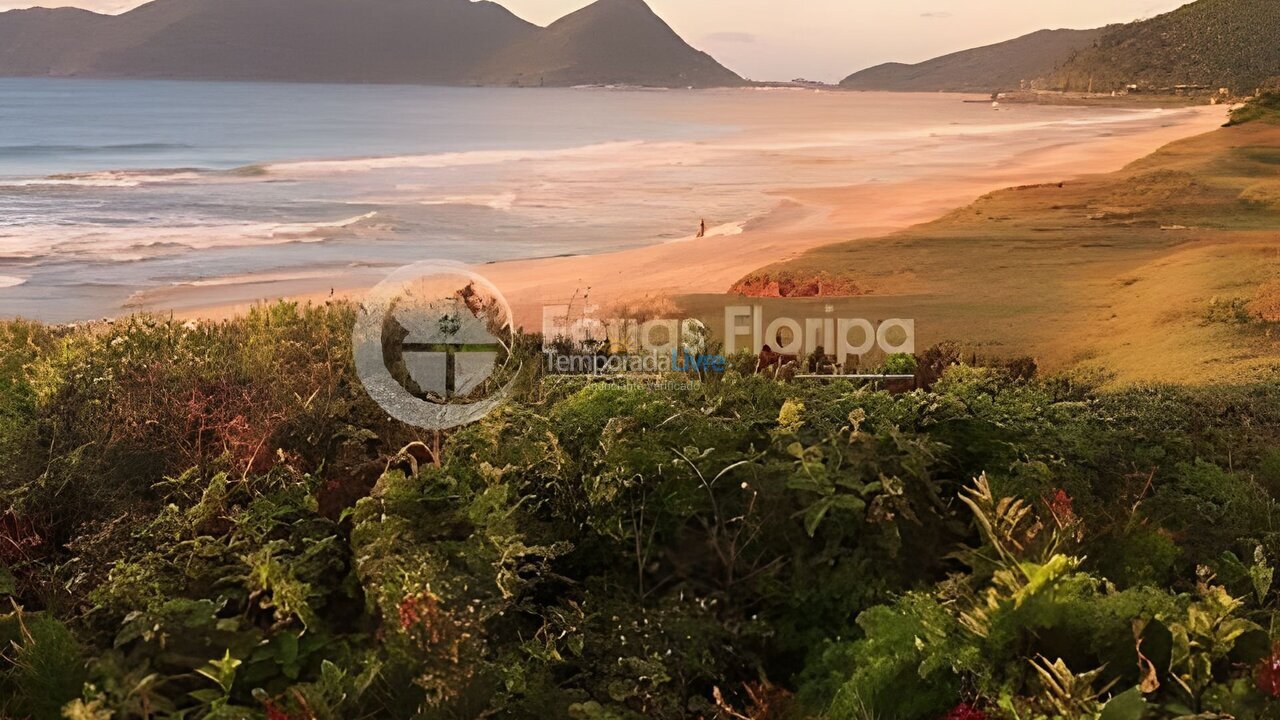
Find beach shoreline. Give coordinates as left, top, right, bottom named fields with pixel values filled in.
left=143, top=103, right=1229, bottom=329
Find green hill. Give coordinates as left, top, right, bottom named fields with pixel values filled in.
left=1050, top=0, right=1280, bottom=93
left=840, top=28, right=1104, bottom=93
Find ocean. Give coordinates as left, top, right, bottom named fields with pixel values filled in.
left=0, top=77, right=1190, bottom=321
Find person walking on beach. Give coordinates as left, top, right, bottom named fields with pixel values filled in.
left=697, top=218, right=706, bottom=238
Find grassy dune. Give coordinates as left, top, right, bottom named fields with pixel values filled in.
left=734, top=102, right=1280, bottom=385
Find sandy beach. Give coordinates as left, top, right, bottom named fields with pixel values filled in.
left=150, top=100, right=1228, bottom=330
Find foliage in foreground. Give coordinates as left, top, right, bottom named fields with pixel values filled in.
left=4, top=305, right=1280, bottom=718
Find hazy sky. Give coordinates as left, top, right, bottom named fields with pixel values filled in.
left=0, top=0, right=1190, bottom=81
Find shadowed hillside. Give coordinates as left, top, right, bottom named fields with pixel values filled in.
left=1050, top=0, right=1280, bottom=93
left=472, top=0, right=745, bottom=87
left=0, top=0, right=743, bottom=87
left=0, top=7, right=105, bottom=76
left=841, top=28, right=1104, bottom=93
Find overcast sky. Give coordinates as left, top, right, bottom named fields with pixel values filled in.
left=0, top=0, right=1190, bottom=82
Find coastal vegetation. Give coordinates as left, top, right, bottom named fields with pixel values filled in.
left=1228, top=92, right=1280, bottom=126
left=5, top=304, right=1280, bottom=718
left=733, top=94, right=1280, bottom=385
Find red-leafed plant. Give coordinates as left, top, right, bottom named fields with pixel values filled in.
left=942, top=702, right=989, bottom=720
left=1256, top=643, right=1280, bottom=697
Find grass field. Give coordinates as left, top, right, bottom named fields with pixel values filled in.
left=728, top=110, right=1280, bottom=386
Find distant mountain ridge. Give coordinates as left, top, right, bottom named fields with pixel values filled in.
left=1049, top=0, right=1280, bottom=93
left=840, top=28, right=1105, bottom=93
left=0, top=0, right=745, bottom=88
left=842, top=0, right=1280, bottom=96
left=473, top=0, right=742, bottom=88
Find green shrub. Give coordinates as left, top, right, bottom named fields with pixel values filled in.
left=0, top=609, right=85, bottom=720
left=2, top=308, right=1280, bottom=717
left=1227, top=92, right=1280, bottom=126
left=882, top=352, right=918, bottom=375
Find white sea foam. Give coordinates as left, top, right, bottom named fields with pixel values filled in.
left=664, top=220, right=746, bottom=243
left=0, top=212, right=380, bottom=260
left=712, top=108, right=1180, bottom=155
left=181, top=268, right=350, bottom=288
left=419, top=193, right=518, bottom=211
left=0, top=169, right=206, bottom=189
left=0, top=275, right=26, bottom=288
left=1, top=176, right=145, bottom=188
left=261, top=141, right=646, bottom=176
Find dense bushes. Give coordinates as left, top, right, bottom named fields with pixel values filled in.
left=4, top=304, right=1280, bottom=718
